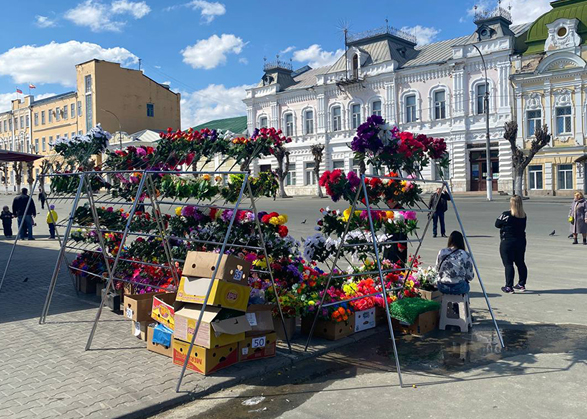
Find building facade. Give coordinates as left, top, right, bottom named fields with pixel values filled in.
left=0, top=59, right=181, bottom=190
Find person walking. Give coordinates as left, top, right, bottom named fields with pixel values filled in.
left=12, top=188, right=36, bottom=240
left=495, top=196, right=527, bottom=293
left=38, top=187, right=47, bottom=210
left=1, top=205, right=14, bottom=238
left=568, top=192, right=587, bottom=245
left=46, top=205, right=58, bottom=239
left=435, top=231, right=474, bottom=294
left=428, top=188, right=451, bottom=238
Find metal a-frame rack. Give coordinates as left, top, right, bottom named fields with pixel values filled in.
left=304, top=174, right=504, bottom=388
left=37, top=169, right=293, bottom=392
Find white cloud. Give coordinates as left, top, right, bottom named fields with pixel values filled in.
left=466, top=0, right=551, bottom=24
left=292, top=44, right=344, bottom=68
left=238, top=57, right=248, bottom=65
left=180, top=83, right=253, bottom=128
left=189, top=1, right=225, bottom=23
left=279, top=46, right=296, bottom=54
left=0, top=41, right=138, bottom=87
left=400, top=25, right=440, bottom=45
left=35, top=15, right=57, bottom=28
left=0, top=92, right=57, bottom=112
left=64, top=0, right=150, bottom=32
left=181, top=34, right=246, bottom=70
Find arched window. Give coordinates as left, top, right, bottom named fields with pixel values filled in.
left=405, top=95, right=417, bottom=123
left=352, top=54, right=359, bottom=79
left=304, top=109, right=314, bottom=134
left=476, top=83, right=488, bottom=114
left=372, top=100, right=382, bottom=117
left=332, top=106, right=342, bottom=131
left=284, top=113, right=294, bottom=136
left=351, top=103, right=361, bottom=129
left=433, top=90, right=446, bottom=120
left=259, top=116, right=268, bottom=128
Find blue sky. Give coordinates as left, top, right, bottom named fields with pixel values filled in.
left=0, top=0, right=551, bottom=128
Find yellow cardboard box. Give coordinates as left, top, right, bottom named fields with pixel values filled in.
left=183, top=251, right=251, bottom=284
left=151, top=293, right=177, bottom=330
left=172, top=338, right=239, bottom=375
left=176, top=276, right=250, bottom=312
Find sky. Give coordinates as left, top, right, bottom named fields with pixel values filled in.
left=0, top=0, right=554, bottom=129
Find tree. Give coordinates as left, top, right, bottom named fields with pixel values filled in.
left=13, top=162, right=23, bottom=193
left=273, top=143, right=290, bottom=198
left=310, top=144, right=324, bottom=198
left=0, top=162, right=8, bottom=193
left=26, top=162, right=35, bottom=192
left=504, top=121, right=551, bottom=197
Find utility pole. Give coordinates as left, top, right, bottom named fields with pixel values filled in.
left=138, top=58, right=142, bottom=71
left=472, top=44, right=493, bottom=201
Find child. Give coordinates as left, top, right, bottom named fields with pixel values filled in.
left=46, top=205, right=58, bottom=239
left=1, top=206, right=13, bottom=238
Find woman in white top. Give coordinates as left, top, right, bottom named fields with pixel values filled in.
left=435, top=231, right=474, bottom=295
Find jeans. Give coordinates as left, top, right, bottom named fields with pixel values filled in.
left=499, top=239, right=527, bottom=287
left=48, top=223, right=56, bottom=239
left=438, top=281, right=470, bottom=295
left=17, top=215, right=34, bottom=240
left=433, top=212, right=446, bottom=236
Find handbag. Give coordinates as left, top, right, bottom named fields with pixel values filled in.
left=569, top=216, right=574, bottom=224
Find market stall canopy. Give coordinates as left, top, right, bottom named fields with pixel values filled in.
left=0, top=150, right=42, bottom=163
left=575, top=155, right=587, bottom=163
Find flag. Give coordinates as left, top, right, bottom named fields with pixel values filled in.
left=29, top=84, right=36, bottom=89
left=16, top=88, right=22, bottom=94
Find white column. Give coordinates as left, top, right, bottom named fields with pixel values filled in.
left=574, top=79, right=583, bottom=144
left=452, top=68, right=465, bottom=116
left=270, top=102, right=278, bottom=129
left=544, top=83, right=553, bottom=146
left=317, top=94, right=326, bottom=133
left=246, top=106, right=254, bottom=135
left=515, top=88, right=524, bottom=146
left=544, top=162, right=553, bottom=192
left=451, top=137, right=468, bottom=192
left=385, top=82, right=395, bottom=123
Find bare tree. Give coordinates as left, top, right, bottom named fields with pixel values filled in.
left=13, top=162, right=23, bottom=193
left=0, top=162, right=8, bottom=193
left=273, top=143, right=290, bottom=198
left=310, top=144, right=324, bottom=198
left=504, top=121, right=551, bottom=197
left=26, top=162, right=35, bottom=192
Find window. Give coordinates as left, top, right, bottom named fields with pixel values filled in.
left=55, top=108, right=60, bottom=122
left=558, top=164, right=573, bottom=190
left=48, top=136, right=53, bottom=149
left=41, top=111, right=45, bottom=125
left=3, top=120, right=6, bottom=131
left=332, top=160, right=345, bottom=170
left=34, top=113, right=39, bottom=126
left=352, top=158, right=362, bottom=173
left=352, top=54, right=359, bottom=79
left=433, top=91, right=446, bottom=120
left=285, top=113, right=294, bottom=137
left=147, top=103, right=154, bottom=117
left=305, top=162, right=316, bottom=185
left=34, top=138, right=39, bottom=153
left=351, top=104, right=361, bottom=129
left=304, top=110, right=314, bottom=134
left=25, top=115, right=29, bottom=128
left=332, top=106, right=342, bottom=131
left=64, top=133, right=68, bottom=139
left=476, top=83, right=487, bottom=115
left=528, top=165, right=543, bottom=190
left=71, top=103, right=75, bottom=119
left=8, top=119, right=12, bottom=131
left=78, top=130, right=83, bottom=135
left=14, top=118, right=18, bottom=131
left=77, top=101, right=82, bottom=116
left=48, top=109, right=53, bottom=123
left=85, top=95, right=92, bottom=131
left=527, top=110, right=542, bottom=136
left=63, top=105, right=68, bottom=120
left=405, top=95, right=417, bottom=123
left=372, top=100, right=382, bottom=117
left=42, top=137, right=46, bottom=152
left=19, top=116, right=23, bottom=129
left=286, top=163, right=296, bottom=186
left=259, top=116, right=268, bottom=128
left=71, top=131, right=75, bottom=138
left=85, top=75, right=92, bottom=93
left=556, top=107, right=572, bottom=135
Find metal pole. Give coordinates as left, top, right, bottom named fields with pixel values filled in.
left=445, top=182, right=504, bottom=347
left=360, top=175, right=403, bottom=387
left=176, top=174, right=249, bottom=392
left=40, top=174, right=85, bottom=324
left=85, top=172, right=148, bottom=350
left=472, top=44, right=493, bottom=201
left=247, top=181, right=292, bottom=353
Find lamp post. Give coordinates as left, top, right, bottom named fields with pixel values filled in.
left=100, top=109, right=123, bottom=149
left=471, top=44, right=493, bottom=201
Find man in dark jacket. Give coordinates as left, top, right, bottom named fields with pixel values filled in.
left=12, top=188, right=36, bottom=240
left=428, top=188, right=451, bottom=238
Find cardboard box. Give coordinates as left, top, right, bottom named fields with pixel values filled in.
left=132, top=320, right=149, bottom=341
left=420, top=289, right=442, bottom=302
left=78, top=276, right=97, bottom=294
left=183, top=251, right=251, bottom=284
left=273, top=316, right=296, bottom=341
left=124, top=292, right=160, bottom=322
left=177, top=276, right=250, bottom=312
left=172, top=338, right=239, bottom=375
left=101, top=288, right=122, bottom=314
left=151, top=293, right=177, bottom=330
left=174, top=304, right=251, bottom=349
left=301, top=316, right=355, bottom=341
left=245, top=305, right=275, bottom=335
left=393, top=310, right=439, bottom=336
left=147, top=323, right=173, bottom=357
left=354, top=308, right=376, bottom=332
left=239, top=332, right=277, bottom=362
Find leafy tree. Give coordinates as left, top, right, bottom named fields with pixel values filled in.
left=273, top=143, right=290, bottom=198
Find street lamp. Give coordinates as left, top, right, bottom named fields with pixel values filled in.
left=471, top=44, right=493, bottom=201
left=100, top=108, right=123, bottom=149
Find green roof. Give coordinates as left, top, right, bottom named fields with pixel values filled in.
left=525, top=0, right=587, bottom=55
left=192, top=116, right=247, bottom=134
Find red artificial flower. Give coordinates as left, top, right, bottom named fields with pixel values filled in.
left=278, top=225, right=288, bottom=238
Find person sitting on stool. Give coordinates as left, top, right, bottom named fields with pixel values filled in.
left=435, top=231, right=474, bottom=294
left=428, top=188, right=451, bottom=238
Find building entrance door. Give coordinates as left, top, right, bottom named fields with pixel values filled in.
left=470, top=150, right=499, bottom=191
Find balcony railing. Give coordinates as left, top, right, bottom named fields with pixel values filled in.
left=474, top=6, right=512, bottom=22
left=263, top=60, right=293, bottom=71
left=347, top=26, right=417, bottom=44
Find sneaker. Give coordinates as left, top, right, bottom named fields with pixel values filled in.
left=513, top=284, right=526, bottom=292
left=501, top=286, right=515, bottom=294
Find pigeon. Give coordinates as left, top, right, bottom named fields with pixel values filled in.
left=23, top=277, right=28, bottom=282
left=549, top=230, right=555, bottom=236
left=301, top=219, right=307, bottom=224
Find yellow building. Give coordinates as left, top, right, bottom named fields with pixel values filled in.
left=512, top=0, right=587, bottom=196
left=0, top=59, right=181, bottom=190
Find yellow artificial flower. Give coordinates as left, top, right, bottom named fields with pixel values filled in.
left=342, top=207, right=352, bottom=222
left=277, top=215, right=286, bottom=225
left=269, top=216, right=280, bottom=226
left=405, top=279, right=414, bottom=288
left=385, top=210, right=394, bottom=219
left=202, top=174, right=211, bottom=181
left=343, top=282, right=358, bottom=296
left=281, top=214, right=288, bottom=223
left=175, top=207, right=182, bottom=216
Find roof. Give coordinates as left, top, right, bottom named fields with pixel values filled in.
left=0, top=150, right=42, bottom=163
left=525, top=0, right=587, bottom=55
left=32, top=91, right=76, bottom=106
left=192, top=116, right=247, bottom=134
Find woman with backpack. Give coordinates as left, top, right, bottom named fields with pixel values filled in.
left=495, top=196, right=527, bottom=293
left=435, top=231, right=474, bottom=295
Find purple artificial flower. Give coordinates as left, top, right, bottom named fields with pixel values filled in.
left=347, top=171, right=361, bottom=188
left=181, top=206, right=196, bottom=217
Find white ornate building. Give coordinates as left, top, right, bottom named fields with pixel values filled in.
left=244, top=8, right=530, bottom=194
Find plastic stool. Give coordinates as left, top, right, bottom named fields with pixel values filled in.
left=439, top=293, right=472, bottom=332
